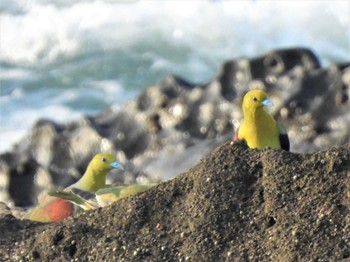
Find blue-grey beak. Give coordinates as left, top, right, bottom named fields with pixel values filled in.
left=110, top=161, right=123, bottom=170
left=262, top=98, right=272, bottom=106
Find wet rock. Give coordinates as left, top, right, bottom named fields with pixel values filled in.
left=91, top=111, right=151, bottom=159
left=0, top=47, right=349, bottom=208
left=217, top=47, right=321, bottom=100
left=0, top=152, right=38, bottom=207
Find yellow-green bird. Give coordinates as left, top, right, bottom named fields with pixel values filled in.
left=24, top=153, right=123, bottom=222
left=234, top=90, right=290, bottom=151
left=48, top=184, right=156, bottom=210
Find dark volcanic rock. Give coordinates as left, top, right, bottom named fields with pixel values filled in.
left=0, top=47, right=349, bottom=209
left=0, top=142, right=349, bottom=261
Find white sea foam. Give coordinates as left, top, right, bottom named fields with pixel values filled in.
left=0, top=0, right=349, bottom=152
left=1, top=1, right=349, bottom=65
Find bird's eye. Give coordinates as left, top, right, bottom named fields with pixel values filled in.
left=101, top=157, right=106, bottom=163
left=252, top=97, right=258, bottom=102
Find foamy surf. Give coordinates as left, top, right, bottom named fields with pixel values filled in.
left=0, top=0, right=349, bottom=152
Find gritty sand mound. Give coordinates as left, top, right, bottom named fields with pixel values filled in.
left=1, top=142, right=349, bottom=261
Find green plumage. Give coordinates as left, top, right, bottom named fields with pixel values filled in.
left=48, top=184, right=157, bottom=210
left=24, top=153, right=123, bottom=222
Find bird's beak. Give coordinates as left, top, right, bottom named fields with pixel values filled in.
left=110, top=162, right=123, bottom=170
left=262, top=98, right=272, bottom=106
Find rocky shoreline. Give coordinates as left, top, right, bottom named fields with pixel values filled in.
left=1, top=47, right=349, bottom=208
left=0, top=47, right=349, bottom=261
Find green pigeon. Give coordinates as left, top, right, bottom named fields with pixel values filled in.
left=24, top=153, right=123, bottom=222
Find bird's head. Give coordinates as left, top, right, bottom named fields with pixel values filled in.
left=242, top=90, right=272, bottom=113
left=88, top=153, right=123, bottom=174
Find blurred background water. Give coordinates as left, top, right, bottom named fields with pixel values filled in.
left=0, top=0, right=349, bottom=153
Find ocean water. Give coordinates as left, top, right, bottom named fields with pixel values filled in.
left=0, top=0, right=349, bottom=153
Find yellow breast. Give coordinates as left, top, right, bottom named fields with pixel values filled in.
left=238, top=110, right=280, bottom=149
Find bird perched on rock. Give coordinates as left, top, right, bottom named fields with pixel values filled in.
left=234, top=90, right=289, bottom=151
left=24, top=153, right=123, bottom=222
left=48, top=184, right=157, bottom=210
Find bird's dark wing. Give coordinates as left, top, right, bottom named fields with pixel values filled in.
left=277, top=122, right=290, bottom=151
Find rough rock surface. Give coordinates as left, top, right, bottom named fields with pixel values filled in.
left=0, top=47, right=349, bottom=208
left=0, top=142, right=349, bottom=261
left=0, top=48, right=350, bottom=207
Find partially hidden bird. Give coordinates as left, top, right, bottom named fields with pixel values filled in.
left=234, top=90, right=289, bottom=151
left=48, top=184, right=157, bottom=211
left=23, top=153, right=123, bottom=222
